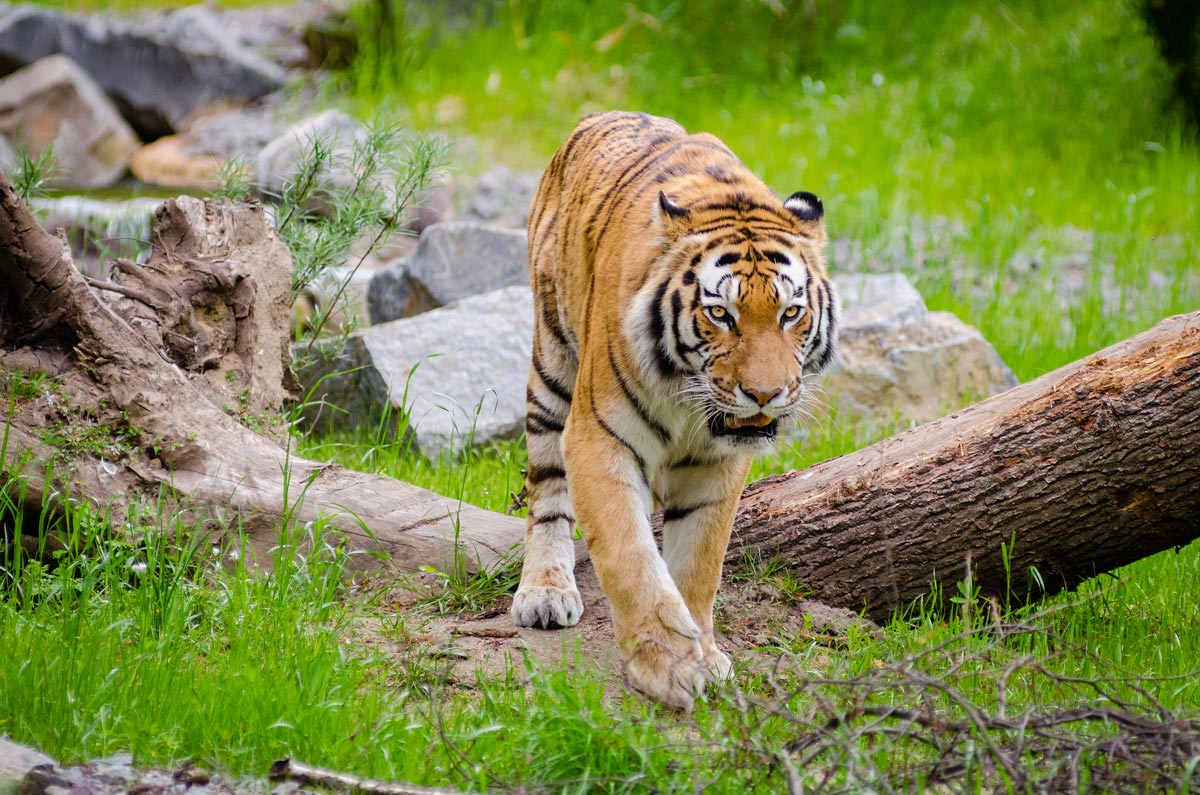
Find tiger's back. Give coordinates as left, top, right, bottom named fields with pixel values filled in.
left=514, top=111, right=837, bottom=710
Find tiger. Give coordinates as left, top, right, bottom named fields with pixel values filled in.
left=511, top=111, right=838, bottom=710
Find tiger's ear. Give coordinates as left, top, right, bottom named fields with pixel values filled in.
left=784, top=191, right=826, bottom=242
left=656, top=191, right=691, bottom=243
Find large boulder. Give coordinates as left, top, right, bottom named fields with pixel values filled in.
left=367, top=222, right=529, bottom=323
left=0, top=55, right=139, bottom=188
left=825, top=272, right=1018, bottom=423
left=301, top=285, right=534, bottom=459
left=0, top=4, right=284, bottom=138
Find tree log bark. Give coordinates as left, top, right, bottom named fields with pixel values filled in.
left=731, top=310, right=1200, bottom=621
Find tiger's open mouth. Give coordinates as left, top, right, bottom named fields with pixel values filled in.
left=709, top=412, right=779, bottom=440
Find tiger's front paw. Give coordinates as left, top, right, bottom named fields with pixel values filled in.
left=512, top=584, right=584, bottom=629
left=621, top=602, right=708, bottom=710
left=625, top=637, right=707, bottom=711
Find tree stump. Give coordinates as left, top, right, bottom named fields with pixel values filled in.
left=0, top=171, right=522, bottom=571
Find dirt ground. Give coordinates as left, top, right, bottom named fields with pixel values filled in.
left=351, top=540, right=872, bottom=692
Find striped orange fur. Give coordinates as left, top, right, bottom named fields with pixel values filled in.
left=511, top=111, right=837, bottom=709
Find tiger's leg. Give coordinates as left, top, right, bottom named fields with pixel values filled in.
left=659, top=454, right=753, bottom=684
left=511, top=329, right=584, bottom=629
left=564, top=411, right=708, bottom=710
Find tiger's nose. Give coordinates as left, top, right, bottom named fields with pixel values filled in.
left=741, top=385, right=784, bottom=407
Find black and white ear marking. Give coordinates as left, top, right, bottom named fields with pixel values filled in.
left=659, top=191, right=689, bottom=219
left=784, top=191, right=824, bottom=222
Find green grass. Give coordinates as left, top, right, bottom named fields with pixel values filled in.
left=4, top=0, right=1200, bottom=791
left=4, top=492, right=1198, bottom=791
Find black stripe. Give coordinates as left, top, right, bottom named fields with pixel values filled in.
left=705, top=165, right=741, bottom=184
left=609, top=339, right=671, bottom=443
left=533, top=355, right=573, bottom=404
left=669, top=455, right=716, bottom=469
left=669, top=289, right=698, bottom=368
left=532, top=511, right=574, bottom=525
left=716, top=252, right=741, bottom=267
left=647, top=278, right=679, bottom=379
left=525, top=418, right=558, bottom=436
left=694, top=195, right=775, bottom=214
left=526, top=386, right=560, bottom=416
left=589, top=391, right=647, bottom=474
left=540, top=300, right=572, bottom=350
left=663, top=501, right=719, bottom=523
left=807, top=289, right=837, bottom=374
left=526, top=409, right=565, bottom=433
left=527, top=466, right=566, bottom=484
left=589, top=136, right=685, bottom=243
left=594, top=140, right=735, bottom=247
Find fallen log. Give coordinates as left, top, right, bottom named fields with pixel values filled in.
left=731, top=310, right=1200, bottom=621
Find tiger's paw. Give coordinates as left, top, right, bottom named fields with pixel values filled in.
left=511, top=584, right=584, bottom=629
left=624, top=634, right=707, bottom=711
left=621, top=602, right=708, bottom=710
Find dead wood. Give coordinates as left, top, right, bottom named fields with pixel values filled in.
left=730, top=310, right=1200, bottom=621
left=0, top=170, right=522, bottom=571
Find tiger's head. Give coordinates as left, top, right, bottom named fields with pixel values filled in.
left=629, top=188, right=838, bottom=450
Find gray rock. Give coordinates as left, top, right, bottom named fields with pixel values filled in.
left=0, top=4, right=284, bottom=138
left=455, top=166, right=541, bottom=229
left=301, top=285, right=533, bottom=458
left=0, top=54, right=140, bottom=188
left=0, top=736, right=56, bottom=795
left=253, top=110, right=366, bottom=214
left=836, top=271, right=926, bottom=335
left=367, top=222, right=529, bottom=324
left=822, top=272, right=1018, bottom=425
left=187, top=104, right=288, bottom=162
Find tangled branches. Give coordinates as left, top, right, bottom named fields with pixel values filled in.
left=731, top=621, right=1200, bottom=794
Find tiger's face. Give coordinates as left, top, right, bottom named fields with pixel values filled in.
left=630, top=190, right=837, bottom=450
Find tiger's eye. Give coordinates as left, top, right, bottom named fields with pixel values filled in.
left=783, top=305, right=801, bottom=320
left=709, top=306, right=728, bottom=319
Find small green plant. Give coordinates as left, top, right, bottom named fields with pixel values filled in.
left=9, top=144, right=55, bottom=203
left=258, top=118, right=445, bottom=367
left=415, top=549, right=522, bottom=616
left=728, top=547, right=810, bottom=604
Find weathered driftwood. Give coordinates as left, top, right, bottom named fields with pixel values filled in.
left=731, top=310, right=1200, bottom=621
left=3, top=168, right=1198, bottom=622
